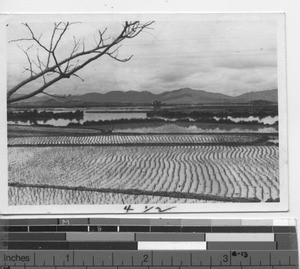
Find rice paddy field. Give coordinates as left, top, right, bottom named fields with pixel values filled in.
left=8, top=133, right=279, bottom=205
left=8, top=133, right=265, bottom=146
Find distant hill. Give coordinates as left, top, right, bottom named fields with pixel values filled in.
left=9, top=88, right=278, bottom=107
left=233, top=89, right=278, bottom=103
left=157, top=88, right=233, bottom=104
left=79, top=91, right=157, bottom=103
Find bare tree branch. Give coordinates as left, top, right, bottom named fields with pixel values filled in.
left=7, top=20, right=154, bottom=104
left=35, top=49, right=47, bottom=84
left=16, top=44, right=34, bottom=77
left=106, top=44, right=133, bottom=62
left=72, top=73, right=84, bottom=82
left=107, top=53, right=133, bottom=62
left=23, top=23, right=50, bottom=52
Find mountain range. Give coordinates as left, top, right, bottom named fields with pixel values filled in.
left=10, top=88, right=278, bottom=107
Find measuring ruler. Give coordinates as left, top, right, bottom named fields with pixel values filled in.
left=0, top=218, right=298, bottom=268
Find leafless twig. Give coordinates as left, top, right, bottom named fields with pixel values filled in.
left=7, top=21, right=154, bottom=104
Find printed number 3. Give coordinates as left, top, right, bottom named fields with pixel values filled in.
left=223, top=255, right=229, bottom=262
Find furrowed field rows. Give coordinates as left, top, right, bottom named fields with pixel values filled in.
left=8, top=134, right=262, bottom=146
left=8, top=145, right=279, bottom=204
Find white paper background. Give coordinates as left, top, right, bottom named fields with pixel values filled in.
left=0, top=0, right=299, bottom=228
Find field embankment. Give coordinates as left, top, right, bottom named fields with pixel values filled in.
left=7, top=122, right=278, bottom=139
left=8, top=133, right=276, bottom=147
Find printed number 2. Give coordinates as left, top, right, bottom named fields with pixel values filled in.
left=223, top=255, right=229, bottom=262
left=143, top=254, right=149, bottom=263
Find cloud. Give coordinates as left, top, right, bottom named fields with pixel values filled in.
left=213, top=54, right=277, bottom=70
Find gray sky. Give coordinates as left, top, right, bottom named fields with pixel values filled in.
left=7, top=18, right=278, bottom=97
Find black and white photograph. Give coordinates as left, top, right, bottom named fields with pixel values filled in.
left=2, top=13, right=288, bottom=213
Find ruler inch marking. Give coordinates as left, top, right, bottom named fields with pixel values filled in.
left=151, top=250, right=153, bottom=266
